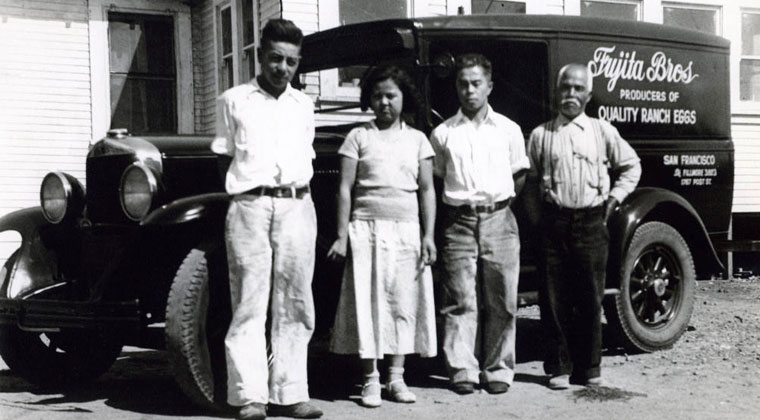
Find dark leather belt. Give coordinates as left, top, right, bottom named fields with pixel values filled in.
left=241, top=185, right=310, bottom=199
left=543, top=202, right=603, bottom=217
left=448, top=198, right=512, bottom=214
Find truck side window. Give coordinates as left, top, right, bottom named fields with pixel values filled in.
left=428, top=39, right=549, bottom=134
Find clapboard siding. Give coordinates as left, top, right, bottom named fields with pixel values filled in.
left=191, top=0, right=217, bottom=134
left=731, top=114, right=760, bottom=213
left=260, top=0, right=282, bottom=23
left=0, top=1, right=91, bottom=262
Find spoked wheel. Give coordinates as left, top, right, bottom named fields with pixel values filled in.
left=629, top=245, right=683, bottom=326
left=605, top=221, right=696, bottom=352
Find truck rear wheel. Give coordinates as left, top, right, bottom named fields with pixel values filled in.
left=0, top=253, right=122, bottom=388
left=165, top=242, right=231, bottom=412
left=605, top=221, right=696, bottom=352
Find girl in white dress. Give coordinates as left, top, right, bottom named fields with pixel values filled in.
left=327, top=65, right=437, bottom=408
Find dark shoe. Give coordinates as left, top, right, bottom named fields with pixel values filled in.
left=267, top=402, right=323, bottom=419
left=548, top=374, right=570, bottom=390
left=484, top=381, right=510, bottom=394
left=451, top=382, right=475, bottom=395
left=238, top=403, right=267, bottom=420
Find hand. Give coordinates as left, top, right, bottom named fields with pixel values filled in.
left=604, top=197, right=619, bottom=224
left=327, top=236, right=348, bottom=261
left=421, top=236, right=437, bottom=266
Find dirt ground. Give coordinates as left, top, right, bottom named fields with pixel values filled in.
left=1, top=277, right=758, bottom=420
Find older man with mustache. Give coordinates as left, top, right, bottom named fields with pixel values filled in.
left=527, top=63, right=641, bottom=391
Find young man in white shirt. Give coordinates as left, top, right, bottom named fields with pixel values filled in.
left=430, top=53, right=530, bottom=396
left=212, top=19, right=322, bottom=420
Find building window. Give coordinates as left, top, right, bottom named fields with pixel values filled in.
left=108, top=12, right=177, bottom=134
left=241, top=0, right=258, bottom=82
left=581, top=0, right=640, bottom=21
left=331, top=0, right=409, bottom=93
left=471, top=0, right=526, bottom=14
left=741, top=11, right=760, bottom=102
left=663, top=3, right=720, bottom=35
left=339, top=0, right=407, bottom=25
left=218, top=3, right=235, bottom=92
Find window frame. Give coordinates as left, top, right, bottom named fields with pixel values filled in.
left=662, top=2, right=722, bottom=36
left=579, top=0, right=643, bottom=21
left=470, top=0, right=528, bottom=15
left=239, top=0, right=259, bottom=83
left=216, top=1, right=236, bottom=92
left=88, top=0, right=194, bottom=139
left=317, top=0, right=414, bottom=102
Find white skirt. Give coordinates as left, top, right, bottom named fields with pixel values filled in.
left=330, top=219, right=437, bottom=358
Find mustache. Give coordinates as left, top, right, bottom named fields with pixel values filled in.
left=561, top=98, right=581, bottom=106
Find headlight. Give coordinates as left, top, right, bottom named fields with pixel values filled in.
left=120, top=163, right=159, bottom=221
left=40, top=172, right=85, bottom=224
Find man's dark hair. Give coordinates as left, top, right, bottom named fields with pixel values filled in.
left=455, top=53, right=492, bottom=78
left=261, top=18, right=303, bottom=50
left=359, top=65, right=421, bottom=115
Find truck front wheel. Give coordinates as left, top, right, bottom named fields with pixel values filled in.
left=165, top=241, right=231, bottom=412
left=605, top=221, right=696, bottom=352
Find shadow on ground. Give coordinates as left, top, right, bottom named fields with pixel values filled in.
left=0, top=315, right=631, bottom=415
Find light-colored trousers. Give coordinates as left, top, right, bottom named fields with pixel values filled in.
left=441, top=206, right=520, bottom=385
left=224, top=194, right=317, bottom=406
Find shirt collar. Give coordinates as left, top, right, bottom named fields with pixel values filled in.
left=555, top=112, right=591, bottom=131
left=246, top=78, right=297, bottom=100
left=454, top=105, right=496, bottom=126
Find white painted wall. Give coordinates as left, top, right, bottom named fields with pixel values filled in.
left=0, top=0, right=91, bottom=261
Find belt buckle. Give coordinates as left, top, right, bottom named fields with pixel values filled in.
left=482, top=203, right=495, bottom=213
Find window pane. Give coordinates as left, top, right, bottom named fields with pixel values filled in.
left=581, top=1, right=638, bottom=21
left=740, top=59, right=760, bottom=101
left=109, top=14, right=174, bottom=74
left=110, top=76, right=176, bottom=133
left=221, top=57, right=234, bottom=91
left=109, top=12, right=177, bottom=134
left=339, top=0, right=406, bottom=25
left=472, top=0, right=525, bottom=14
left=664, top=7, right=717, bottom=35
left=742, top=12, right=760, bottom=56
left=221, top=7, right=232, bottom=55
left=243, top=0, right=255, bottom=46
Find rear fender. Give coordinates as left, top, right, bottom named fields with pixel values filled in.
left=141, top=193, right=231, bottom=226
left=608, top=187, right=723, bottom=284
left=0, top=208, right=58, bottom=298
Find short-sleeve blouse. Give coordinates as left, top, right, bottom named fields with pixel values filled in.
left=339, top=120, right=434, bottom=221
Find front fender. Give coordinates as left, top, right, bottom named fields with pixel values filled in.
left=608, top=187, right=723, bottom=282
left=0, top=207, right=58, bottom=298
left=141, top=192, right=231, bottom=226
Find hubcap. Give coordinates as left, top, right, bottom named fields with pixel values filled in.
left=629, top=245, right=681, bottom=327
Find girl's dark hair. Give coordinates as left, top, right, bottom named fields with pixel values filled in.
left=261, top=19, right=303, bottom=51
left=359, top=65, right=421, bottom=115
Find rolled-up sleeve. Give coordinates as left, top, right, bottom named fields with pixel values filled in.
left=526, top=127, right=542, bottom=179
left=508, top=124, right=530, bottom=174
left=429, top=128, right=447, bottom=178
left=605, top=122, right=641, bottom=203
left=211, top=95, right=235, bottom=156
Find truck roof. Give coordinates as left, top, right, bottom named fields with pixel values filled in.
left=411, top=14, right=729, bottom=49
left=300, top=14, right=729, bottom=73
